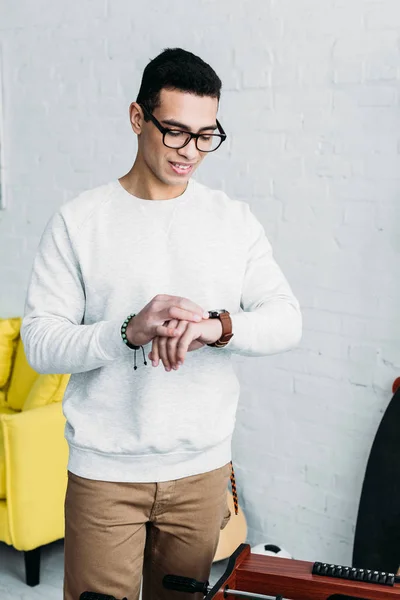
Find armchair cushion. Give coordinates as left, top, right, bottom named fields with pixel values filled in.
left=0, top=403, right=68, bottom=550
left=0, top=403, right=18, bottom=500
left=0, top=500, right=10, bottom=545
left=0, top=426, right=5, bottom=500
left=7, top=339, right=40, bottom=411
left=0, top=317, right=21, bottom=388
left=23, top=373, right=70, bottom=412
left=0, top=390, right=7, bottom=410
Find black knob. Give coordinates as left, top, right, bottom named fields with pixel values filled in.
left=163, top=575, right=208, bottom=595
left=356, top=569, right=365, bottom=580
left=342, top=567, right=350, bottom=579
left=350, top=568, right=357, bottom=580
left=314, top=563, right=322, bottom=574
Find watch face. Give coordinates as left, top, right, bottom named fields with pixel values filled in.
left=209, top=309, right=227, bottom=318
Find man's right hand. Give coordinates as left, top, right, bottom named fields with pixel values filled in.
left=126, top=294, right=209, bottom=347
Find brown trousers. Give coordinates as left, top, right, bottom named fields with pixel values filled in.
left=63, top=462, right=232, bottom=600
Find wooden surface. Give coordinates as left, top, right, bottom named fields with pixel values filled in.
left=208, top=544, right=400, bottom=600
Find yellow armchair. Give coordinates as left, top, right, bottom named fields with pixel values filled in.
left=0, top=317, right=69, bottom=586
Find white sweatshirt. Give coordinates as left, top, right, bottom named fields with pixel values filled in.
left=21, top=178, right=302, bottom=483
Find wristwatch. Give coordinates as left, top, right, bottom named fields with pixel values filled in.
left=207, top=310, right=234, bottom=348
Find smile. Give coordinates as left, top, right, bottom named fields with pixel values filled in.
left=169, top=162, right=194, bottom=175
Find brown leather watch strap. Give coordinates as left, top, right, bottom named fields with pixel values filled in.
left=207, top=311, right=234, bottom=348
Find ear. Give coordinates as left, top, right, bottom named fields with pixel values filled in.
left=129, top=102, right=144, bottom=135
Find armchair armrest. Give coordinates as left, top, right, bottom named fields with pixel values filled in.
left=0, top=402, right=68, bottom=550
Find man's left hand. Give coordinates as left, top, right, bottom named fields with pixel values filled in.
left=148, top=318, right=223, bottom=371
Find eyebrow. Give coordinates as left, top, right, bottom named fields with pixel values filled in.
left=161, top=119, right=218, bottom=132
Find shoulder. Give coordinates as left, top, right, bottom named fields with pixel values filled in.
left=190, top=178, right=250, bottom=220
left=57, top=181, right=115, bottom=233
left=190, top=179, right=267, bottom=245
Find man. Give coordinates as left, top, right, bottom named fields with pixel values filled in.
left=21, top=48, right=302, bottom=600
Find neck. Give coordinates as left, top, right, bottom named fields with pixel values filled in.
left=119, top=156, right=187, bottom=201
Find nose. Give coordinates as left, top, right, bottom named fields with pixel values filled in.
left=176, top=137, right=200, bottom=162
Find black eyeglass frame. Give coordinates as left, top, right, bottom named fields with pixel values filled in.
left=139, top=104, right=227, bottom=153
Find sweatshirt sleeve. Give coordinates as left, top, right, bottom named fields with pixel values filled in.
left=20, top=210, right=133, bottom=374
left=224, top=204, right=302, bottom=357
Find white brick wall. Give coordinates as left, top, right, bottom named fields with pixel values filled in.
left=1, top=0, right=400, bottom=566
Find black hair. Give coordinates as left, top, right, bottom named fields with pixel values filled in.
left=136, top=48, right=222, bottom=118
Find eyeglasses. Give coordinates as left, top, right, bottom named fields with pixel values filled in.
left=139, top=104, right=227, bottom=153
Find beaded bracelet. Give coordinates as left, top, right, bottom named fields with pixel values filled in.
left=121, top=313, right=147, bottom=370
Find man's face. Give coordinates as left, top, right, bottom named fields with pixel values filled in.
left=137, top=89, right=219, bottom=187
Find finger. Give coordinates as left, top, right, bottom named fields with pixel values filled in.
left=166, top=320, right=188, bottom=368
left=159, top=319, right=179, bottom=370
left=157, top=296, right=209, bottom=324
left=167, top=306, right=209, bottom=323
left=155, top=323, right=182, bottom=339
left=158, top=335, right=170, bottom=370
left=150, top=337, right=160, bottom=367
left=174, top=323, right=194, bottom=366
